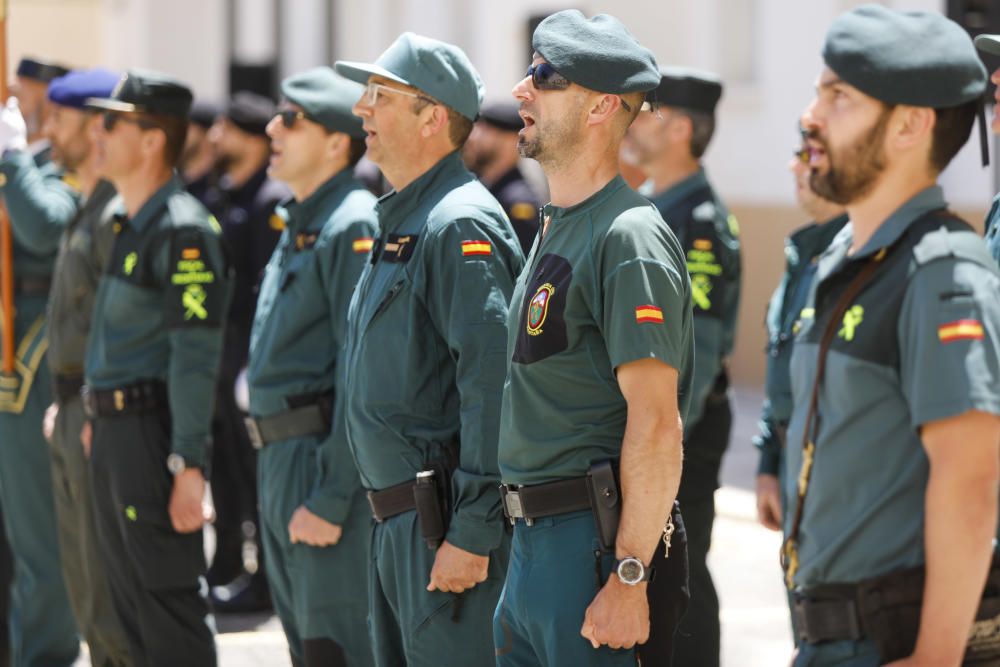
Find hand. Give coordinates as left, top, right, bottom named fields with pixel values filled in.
left=42, top=403, right=58, bottom=444
left=426, top=540, right=489, bottom=593
left=0, top=98, right=27, bottom=153
left=287, top=506, right=342, bottom=547
left=756, top=474, right=783, bottom=531
left=169, top=468, right=206, bottom=533
left=80, top=420, right=92, bottom=459
left=580, top=574, right=650, bottom=649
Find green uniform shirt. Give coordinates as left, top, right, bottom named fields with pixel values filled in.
left=647, top=168, right=740, bottom=430
left=499, top=175, right=694, bottom=487
left=754, top=214, right=848, bottom=477
left=85, top=176, right=233, bottom=468
left=984, top=191, right=1000, bottom=269
left=248, top=169, right=378, bottom=524
left=786, top=186, right=1000, bottom=588
left=46, top=180, right=120, bottom=375
left=342, top=151, right=524, bottom=557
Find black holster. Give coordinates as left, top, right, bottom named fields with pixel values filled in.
left=586, top=460, right=620, bottom=552
left=413, top=439, right=459, bottom=550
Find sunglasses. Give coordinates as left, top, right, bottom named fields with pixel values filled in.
left=526, top=63, right=635, bottom=112
left=102, top=112, right=159, bottom=133
left=276, top=109, right=310, bottom=129
left=363, top=82, right=436, bottom=107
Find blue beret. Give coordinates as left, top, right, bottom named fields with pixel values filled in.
left=280, top=67, right=365, bottom=138
left=48, top=68, right=120, bottom=110
left=532, top=10, right=660, bottom=94
left=336, top=33, right=484, bottom=121
left=822, top=5, right=987, bottom=108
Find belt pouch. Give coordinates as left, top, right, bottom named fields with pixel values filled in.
left=414, top=470, right=447, bottom=550
left=586, top=460, right=620, bottom=553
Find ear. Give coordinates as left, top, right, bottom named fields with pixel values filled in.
left=666, top=113, right=693, bottom=145
left=143, top=127, right=167, bottom=162
left=890, top=105, right=934, bottom=153
left=418, top=104, right=449, bottom=140
left=586, top=93, right=623, bottom=127
left=326, top=131, right=347, bottom=162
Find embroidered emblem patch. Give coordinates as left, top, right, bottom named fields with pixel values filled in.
left=526, top=283, right=555, bottom=336
left=635, top=305, right=664, bottom=324
left=352, top=238, right=374, bottom=254
left=461, top=240, right=492, bottom=256
left=838, top=305, right=864, bottom=342
left=938, top=319, right=984, bottom=344
left=123, top=251, right=138, bottom=276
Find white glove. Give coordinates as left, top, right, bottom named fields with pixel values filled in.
left=0, top=97, right=27, bottom=153
left=234, top=367, right=250, bottom=414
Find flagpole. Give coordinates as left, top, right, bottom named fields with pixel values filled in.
left=0, top=0, right=13, bottom=376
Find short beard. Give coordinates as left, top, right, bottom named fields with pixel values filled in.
left=809, top=109, right=891, bottom=205
left=517, top=102, right=584, bottom=170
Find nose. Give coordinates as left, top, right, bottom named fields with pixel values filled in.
left=992, top=67, right=1000, bottom=87
left=353, top=90, right=373, bottom=119
left=800, top=97, right=822, bottom=135
left=265, top=114, right=281, bottom=139
left=512, top=75, right=533, bottom=102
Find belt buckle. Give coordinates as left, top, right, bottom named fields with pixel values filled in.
left=366, top=490, right=384, bottom=523
left=244, top=417, right=263, bottom=450
left=501, top=486, right=531, bottom=526
left=113, top=389, right=125, bottom=412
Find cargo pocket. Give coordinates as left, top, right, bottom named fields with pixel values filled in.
left=120, top=500, right=205, bottom=591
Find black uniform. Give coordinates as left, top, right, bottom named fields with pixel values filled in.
left=488, top=166, right=540, bottom=256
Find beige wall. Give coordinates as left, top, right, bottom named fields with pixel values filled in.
left=8, top=0, right=104, bottom=72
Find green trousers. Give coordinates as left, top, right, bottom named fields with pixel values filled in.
left=494, top=510, right=636, bottom=667
left=794, top=639, right=881, bottom=666
left=0, top=350, right=79, bottom=667
left=369, top=510, right=508, bottom=667
left=50, top=396, right=129, bottom=666
left=258, top=437, right=373, bottom=667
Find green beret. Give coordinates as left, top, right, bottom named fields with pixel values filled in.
left=280, top=67, right=365, bottom=138
left=335, top=33, right=484, bottom=121
left=649, top=67, right=723, bottom=114
left=532, top=10, right=659, bottom=94
left=822, top=5, right=987, bottom=108
left=975, top=34, right=1000, bottom=58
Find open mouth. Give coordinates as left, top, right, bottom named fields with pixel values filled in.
left=519, top=108, right=536, bottom=130
left=804, top=140, right=827, bottom=168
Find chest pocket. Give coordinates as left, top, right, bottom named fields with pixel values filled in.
left=512, top=253, right=572, bottom=365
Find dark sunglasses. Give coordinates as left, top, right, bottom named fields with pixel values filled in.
left=526, top=63, right=634, bottom=112
left=102, top=112, right=159, bottom=133
left=276, top=109, right=310, bottom=129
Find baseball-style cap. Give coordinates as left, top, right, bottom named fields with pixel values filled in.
left=648, top=67, right=723, bottom=115
left=85, top=69, right=194, bottom=119
left=336, top=33, right=484, bottom=120
left=280, top=67, right=366, bottom=138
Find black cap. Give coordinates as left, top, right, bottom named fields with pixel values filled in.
left=226, top=91, right=275, bottom=137
left=478, top=100, right=522, bottom=133
left=85, top=69, right=193, bottom=119
left=648, top=67, right=723, bottom=114
left=189, top=100, right=221, bottom=129
left=16, top=57, right=70, bottom=84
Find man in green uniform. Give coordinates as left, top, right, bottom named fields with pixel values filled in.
left=40, top=68, right=131, bottom=667
left=245, top=67, right=377, bottom=667
left=753, top=138, right=846, bottom=533
left=11, top=58, right=69, bottom=164
left=462, top=100, right=541, bottom=255
left=787, top=7, right=1000, bottom=665
left=973, top=35, right=1000, bottom=268
left=622, top=66, right=739, bottom=666
left=335, top=33, right=524, bottom=666
left=83, top=70, right=232, bottom=666
left=496, top=11, right=693, bottom=666
left=0, top=60, right=81, bottom=667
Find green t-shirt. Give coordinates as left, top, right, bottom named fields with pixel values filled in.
left=499, top=175, right=694, bottom=487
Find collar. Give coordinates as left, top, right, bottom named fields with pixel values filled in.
left=851, top=185, right=948, bottom=259
left=375, top=151, right=469, bottom=232
left=786, top=213, right=850, bottom=268
left=648, top=167, right=710, bottom=213
left=126, top=174, right=184, bottom=233
left=543, top=175, right=628, bottom=224
left=281, top=168, right=356, bottom=233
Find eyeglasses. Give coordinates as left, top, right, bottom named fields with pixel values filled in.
left=363, top=82, right=436, bottom=107
left=102, top=112, right=159, bottom=133
left=526, top=63, right=637, bottom=112
left=276, top=109, right=310, bottom=129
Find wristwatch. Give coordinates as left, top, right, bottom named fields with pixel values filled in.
left=615, top=557, right=653, bottom=585
left=166, top=453, right=200, bottom=475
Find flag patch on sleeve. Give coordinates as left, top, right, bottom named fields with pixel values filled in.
left=461, top=240, right=492, bottom=256
left=635, top=305, right=664, bottom=324
left=352, top=238, right=374, bottom=254
left=938, top=319, right=984, bottom=343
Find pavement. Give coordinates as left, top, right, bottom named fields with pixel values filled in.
left=73, top=385, right=794, bottom=666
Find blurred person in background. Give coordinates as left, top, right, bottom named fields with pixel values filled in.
left=182, top=99, right=221, bottom=203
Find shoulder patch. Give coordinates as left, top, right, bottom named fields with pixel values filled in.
left=727, top=213, right=740, bottom=237
left=692, top=201, right=716, bottom=222
left=461, top=240, right=492, bottom=257
left=352, top=237, right=374, bottom=254
left=939, top=319, right=984, bottom=343
left=635, top=304, right=664, bottom=324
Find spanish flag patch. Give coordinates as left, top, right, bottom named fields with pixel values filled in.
left=938, top=319, right=984, bottom=344
left=352, top=238, right=374, bottom=254
left=635, top=304, right=664, bottom=324
left=461, top=240, right=492, bottom=256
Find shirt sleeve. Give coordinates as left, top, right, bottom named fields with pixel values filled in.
left=0, top=151, right=78, bottom=255
left=160, top=225, right=234, bottom=468
left=899, top=258, right=1000, bottom=428
left=424, top=215, right=524, bottom=556
left=304, top=215, right=378, bottom=524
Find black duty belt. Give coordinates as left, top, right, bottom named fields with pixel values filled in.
left=52, top=373, right=84, bottom=404
left=14, top=276, right=52, bottom=296
left=366, top=479, right=418, bottom=522
left=792, top=585, right=866, bottom=644
left=81, top=380, right=167, bottom=419
left=500, top=477, right=593, bottom=526
left=244, top=396, right=332, bottom=449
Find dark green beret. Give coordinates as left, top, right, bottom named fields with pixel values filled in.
left=478, top=99, right=522, bottom=132
left=822, top=5, right=987, bottom=108
left=532, top=10, right=659, bottom=94
left=336, top=33, right=484, bottom=121
left=648, top=67, right=723, bottom=114
left=975, top=34, right=1000, bottom=58
left=280, top=67, right=365, bottom=138
left=85, top=69, right=193, bottom=119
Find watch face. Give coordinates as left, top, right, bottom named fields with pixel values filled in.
left=618, top=559, right=643, bottom=584
left=167, top=453, right=184, bottom=474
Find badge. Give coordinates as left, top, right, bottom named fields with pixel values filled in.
left=526, top=283, right=555, bottom=336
